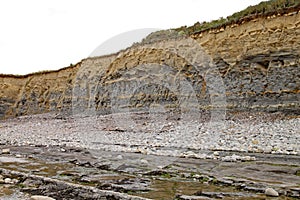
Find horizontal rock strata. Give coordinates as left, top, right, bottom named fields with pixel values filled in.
left=0, top=10, right=299, bottom=119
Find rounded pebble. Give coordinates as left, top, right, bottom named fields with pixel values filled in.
left=265, top=187, right=279, bottom=197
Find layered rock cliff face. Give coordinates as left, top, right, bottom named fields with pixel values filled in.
left=0, top=66, right=79, bottom=119
left=0, top=10, right=299, bottom=119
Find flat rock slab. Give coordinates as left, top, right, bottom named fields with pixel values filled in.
left=0, top=156, right=28, bottom=163
left=0, top=145, right=299, bottom=199
left=31, top=195, right=56, bottom=200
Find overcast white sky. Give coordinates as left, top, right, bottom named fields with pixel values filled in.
left=0, top=0, right=263, bottom=75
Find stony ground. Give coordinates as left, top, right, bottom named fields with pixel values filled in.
left=0, top=111, right=299, bottom=199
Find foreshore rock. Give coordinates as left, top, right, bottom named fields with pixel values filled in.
left=30, top=196, right=56, bottom=200
left=265, top=187, right=279, bottom=197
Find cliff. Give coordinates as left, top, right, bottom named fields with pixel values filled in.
left=0, top=6, right=299, bottom=119
left=0, top=66, right=79, bottom=118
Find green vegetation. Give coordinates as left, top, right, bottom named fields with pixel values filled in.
left=16, top=183, right=26, bottom=188
left=126, top=190, right=137, bottom=195
left=200, top=176, right=210, bottom=183
left=161, top=172, right=172, bottom=179
left=174, top=0, right=300, bottom=35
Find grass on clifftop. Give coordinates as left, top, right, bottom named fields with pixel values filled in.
left=174, top=0, right=300, bottom=35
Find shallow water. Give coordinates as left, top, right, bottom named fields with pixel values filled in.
left=0, top=186, right=30, bottom=199
left=0, top=149, right=299, bottom=199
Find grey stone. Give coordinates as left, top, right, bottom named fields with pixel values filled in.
left=176, top=195, right=212, bottom=199
left=31, top=196, right=56, bottom=200
left=0, top=156, right=28, bottom=163
left=4, top=178, right=12, bottom=184
left=213, top=151, right=219, bottom=156
left=265, top=187, right=279, bottom=197
left=1, top=148, right=10, bottom=154
left=141, top=159, right=149, bottom=165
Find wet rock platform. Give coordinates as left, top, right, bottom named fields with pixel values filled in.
left=0, top=145, right=299, bottom=199
left=0, top=111, right=299, bottom=199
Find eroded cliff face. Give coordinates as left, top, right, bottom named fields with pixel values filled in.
left=0, top=66, right=79, bottom=119
left=0, top=11, right=299, bottom=119
left=194, top=11, right=300, bottom=111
